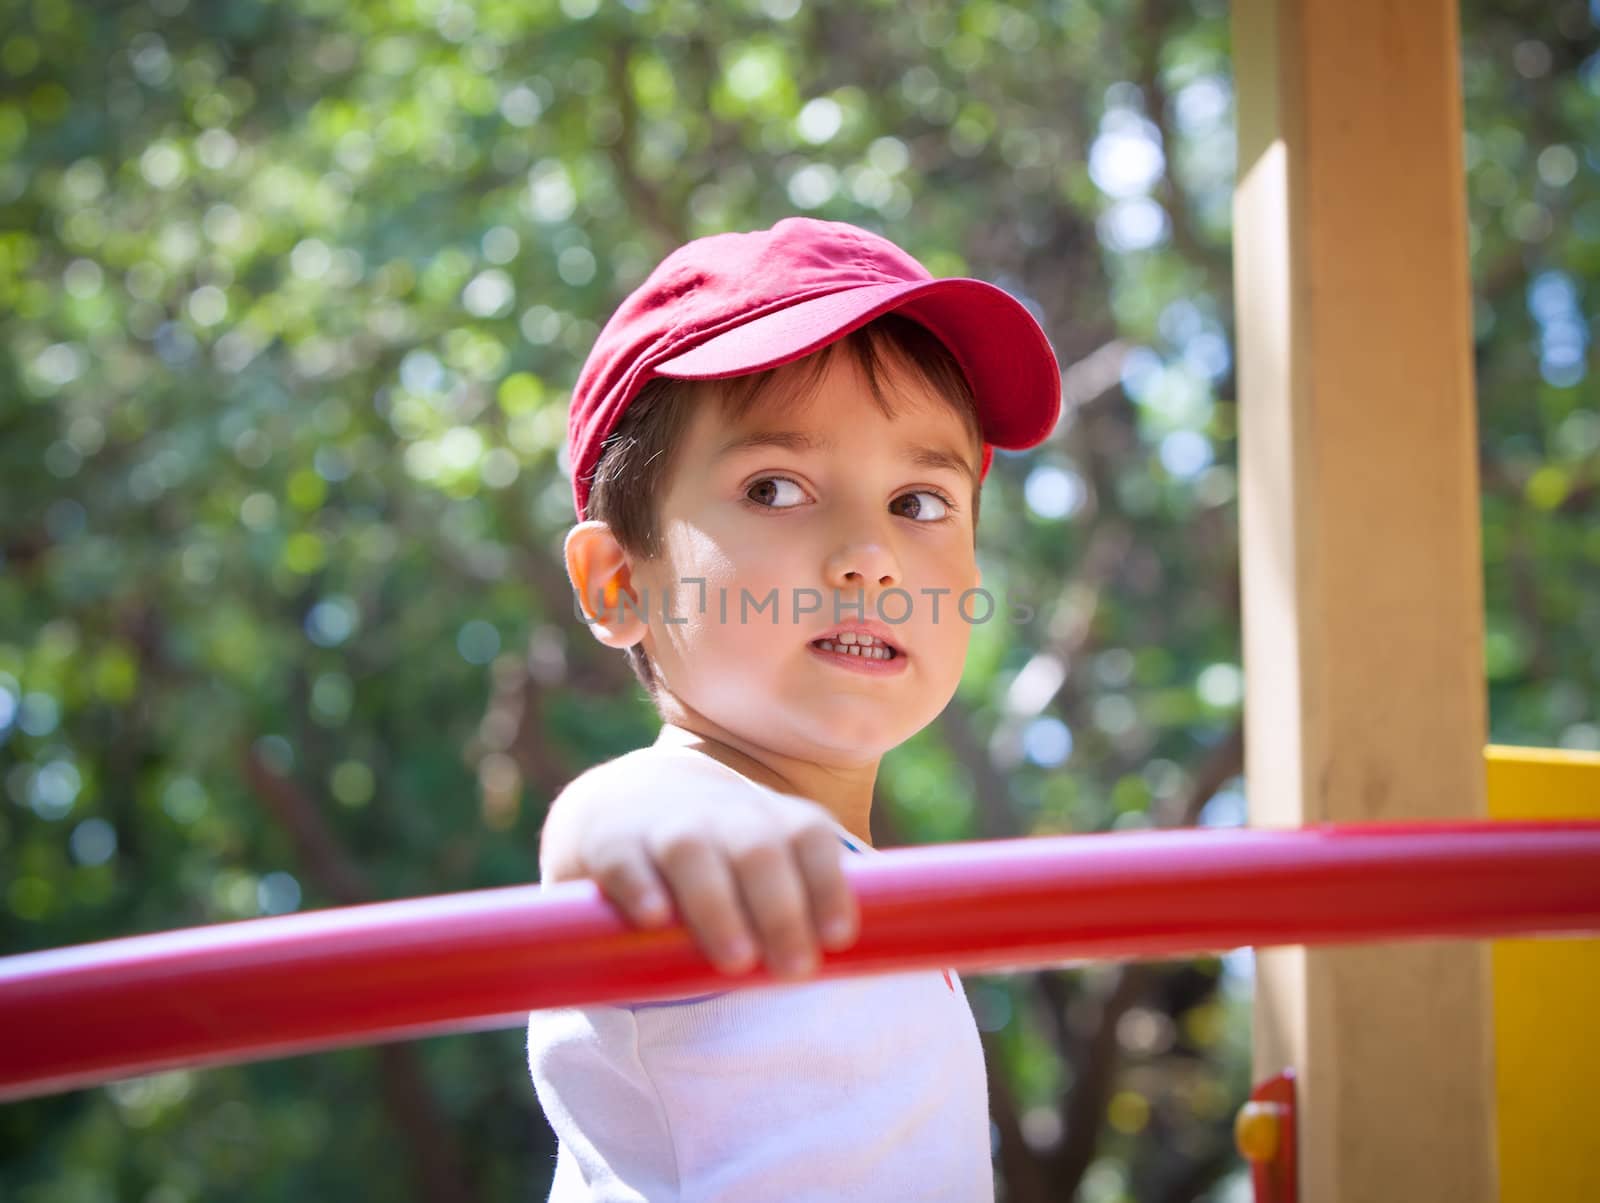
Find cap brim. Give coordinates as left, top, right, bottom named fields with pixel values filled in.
left=651, top=278, right=1061, bottom=450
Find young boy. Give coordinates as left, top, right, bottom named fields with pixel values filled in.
left=529, top=217, right=1061, bottom=1201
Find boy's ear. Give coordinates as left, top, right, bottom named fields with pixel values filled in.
left=564, top=521, right=648, bottom=650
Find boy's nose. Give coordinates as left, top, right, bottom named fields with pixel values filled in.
left=824, top=543, right=900, bottom=589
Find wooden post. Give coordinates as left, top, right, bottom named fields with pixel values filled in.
left=1231, top=1, right=1498, bottom=1199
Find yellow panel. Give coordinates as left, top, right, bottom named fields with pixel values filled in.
left=1487, top=745, right=1600, bottom=1202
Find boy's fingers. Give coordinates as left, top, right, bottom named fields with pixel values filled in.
left=590, top=849, right=671, bottom=928
left=793, top=827, right=858, bottom=951
left=654, top=835, right=758, bottom=975
left=730, top=841, right=818, bottom=979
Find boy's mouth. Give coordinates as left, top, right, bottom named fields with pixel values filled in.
left=806, top=625, right=907, bottom=671
left=810, top=633, right=900, bottom=661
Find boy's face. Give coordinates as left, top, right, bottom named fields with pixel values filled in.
left=629, top=346, right=984, bottom=766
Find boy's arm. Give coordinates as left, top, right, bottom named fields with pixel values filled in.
left=539, top=751, right=860, bottom=979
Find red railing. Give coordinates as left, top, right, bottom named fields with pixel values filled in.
left=4, top=820, right=1599, bottom=1103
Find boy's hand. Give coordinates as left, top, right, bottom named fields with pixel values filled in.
left=540, top=755, right=860, bottom=980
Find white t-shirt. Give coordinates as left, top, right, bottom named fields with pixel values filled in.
left=526, top=747, right=994, bottom=1202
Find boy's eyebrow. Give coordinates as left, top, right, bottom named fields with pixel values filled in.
left=715, top=429, right=978, bottom=487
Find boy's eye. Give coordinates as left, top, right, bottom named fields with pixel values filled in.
left=891, top=490, right=950, bottom=522
left=746, top=477, right=808, bottom=508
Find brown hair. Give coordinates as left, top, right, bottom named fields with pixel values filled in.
left=583, top=312, right=984, bottom=697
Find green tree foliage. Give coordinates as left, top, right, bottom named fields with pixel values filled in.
left=2, top=0, right=1596, bottom=1199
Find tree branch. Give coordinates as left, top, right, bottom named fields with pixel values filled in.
left=1049, top=962, right=1156, bottom=1192
left=935, top=699, right=1020, bottom=840
left=239, top=740, right=475, bottom=1203
left=981, top=1030, right=1056, bottom=1203
left=1026, top=713, right=1243, bottom=1200
left=607, top=38, right=688, bottom=250
left=1132, top=0, right=1235, bottom=298
left=241, top=739, right=374, bottom=906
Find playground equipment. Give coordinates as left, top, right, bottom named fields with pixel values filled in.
left=3, top=776, right=1599, bottom=1203
left=4, top=816, right=1597, bottom=1105
left=1226, top=0, right=1600, bottom=1198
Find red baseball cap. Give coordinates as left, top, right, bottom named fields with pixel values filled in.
left=565, top=216, right=1062, bottom=517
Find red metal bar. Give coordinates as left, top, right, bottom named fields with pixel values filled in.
left=3, top=820, right=1598, bottom=1103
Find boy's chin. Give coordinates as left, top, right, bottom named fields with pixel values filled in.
left=697, top=701, right=913, bottom=763
left=792, top=702, right=936, bottom=755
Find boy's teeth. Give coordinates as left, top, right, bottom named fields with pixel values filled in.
left=816, top=638, right=895, bottom=660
